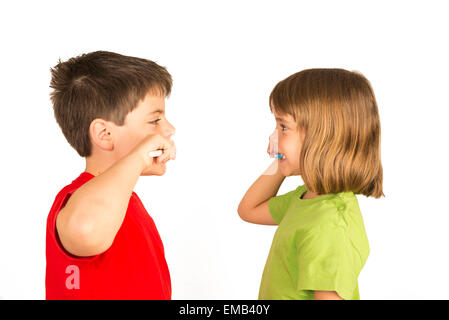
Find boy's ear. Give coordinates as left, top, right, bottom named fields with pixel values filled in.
left=89, top=119, right=114, bottom=151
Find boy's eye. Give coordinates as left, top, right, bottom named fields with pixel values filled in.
left=149, top=119, right=161, bottom=125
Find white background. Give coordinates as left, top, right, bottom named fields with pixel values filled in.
left=0, top=0, right=448, bottom=300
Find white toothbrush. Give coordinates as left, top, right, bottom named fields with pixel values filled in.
left=148, top=150, right=163, bottom=157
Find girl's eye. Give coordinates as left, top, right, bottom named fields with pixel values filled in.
left=280, top=124, right=287, bottom=131
left=149, top=119, right=161, bottom=125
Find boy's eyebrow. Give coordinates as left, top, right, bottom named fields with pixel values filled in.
left=148, top=109, right=164, bottom=115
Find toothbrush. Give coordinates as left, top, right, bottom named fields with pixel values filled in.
left=269, top=129, right=284, bottom=160
left=275, top=153, right=285, bottom=160
left=149, top=150, right=163, bottom=157
left=149, top=148, right=177, bottom=160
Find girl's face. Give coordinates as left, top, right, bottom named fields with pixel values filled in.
left=274, top=111, right=305, bottom=176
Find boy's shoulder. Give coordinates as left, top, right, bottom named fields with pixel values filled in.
left=55, top=171, right=90, bottom=192
left=49, top=172, right=94, bottom=213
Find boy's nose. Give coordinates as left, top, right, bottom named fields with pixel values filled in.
left=163, top=121, right=176, bottom=138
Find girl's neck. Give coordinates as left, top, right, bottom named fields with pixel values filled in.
left=301, top=190, right=322, bottom=199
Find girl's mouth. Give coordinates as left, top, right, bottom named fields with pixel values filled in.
left=276, top=153, right=286, bottom=161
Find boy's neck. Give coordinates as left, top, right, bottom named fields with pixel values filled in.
left=85, top=156, right=116, bottom=177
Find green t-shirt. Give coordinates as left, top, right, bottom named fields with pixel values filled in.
left=258, top=185, right=370, bottom=300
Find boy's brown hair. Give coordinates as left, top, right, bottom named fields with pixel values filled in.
left=50, top=50, right=172, bottom=157
left=270, top=68, right=384, bottom=198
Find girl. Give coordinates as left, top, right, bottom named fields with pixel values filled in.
left=238, top=68, right=383, bottom=300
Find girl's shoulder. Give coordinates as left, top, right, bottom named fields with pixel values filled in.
left=286, top=190, right=362, bottom=231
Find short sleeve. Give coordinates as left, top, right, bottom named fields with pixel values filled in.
left=296, top=222, right=362, bottom=300
left=48, top=187, right=101, bottom=261
left=268, top=187, right=300, bottom=224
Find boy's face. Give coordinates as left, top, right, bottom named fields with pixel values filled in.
left=112, top=91, right=176, bottom=176
left=274, top=111, right=305, bottom=176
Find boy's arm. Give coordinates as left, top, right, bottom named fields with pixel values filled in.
left=56, top=153, right=143, bottom=257
left=56, top=134, right=173, bottom=257
left=237, top=159, right=285, bottom=225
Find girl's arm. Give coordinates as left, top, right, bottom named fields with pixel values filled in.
left=314, top=291, right=344, bottom=300
left=237, top=159, right=285, bottom=225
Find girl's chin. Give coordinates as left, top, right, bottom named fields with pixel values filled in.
left=280, top=167, right=290, bottom=176
left=281, top=164, right=301, bottom=176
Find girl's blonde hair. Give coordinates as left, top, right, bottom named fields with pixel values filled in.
left=270, top=68, right=384, bottom=198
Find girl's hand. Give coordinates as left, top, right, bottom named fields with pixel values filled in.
left=267, top=129, right=279, bottom=157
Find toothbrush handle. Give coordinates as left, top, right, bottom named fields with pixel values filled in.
left=148, top=150, right=163, bottom=157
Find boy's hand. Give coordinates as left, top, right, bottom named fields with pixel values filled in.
left=132, top=134, right=176, bottom=175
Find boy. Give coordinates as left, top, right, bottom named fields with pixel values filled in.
left=46, top=51, right=176, bottom=299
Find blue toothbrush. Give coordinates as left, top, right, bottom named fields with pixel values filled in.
left=275, top=153, right=285, bottom=159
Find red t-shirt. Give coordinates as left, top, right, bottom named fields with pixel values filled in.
left=45, top=172, right=171, bottom=299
